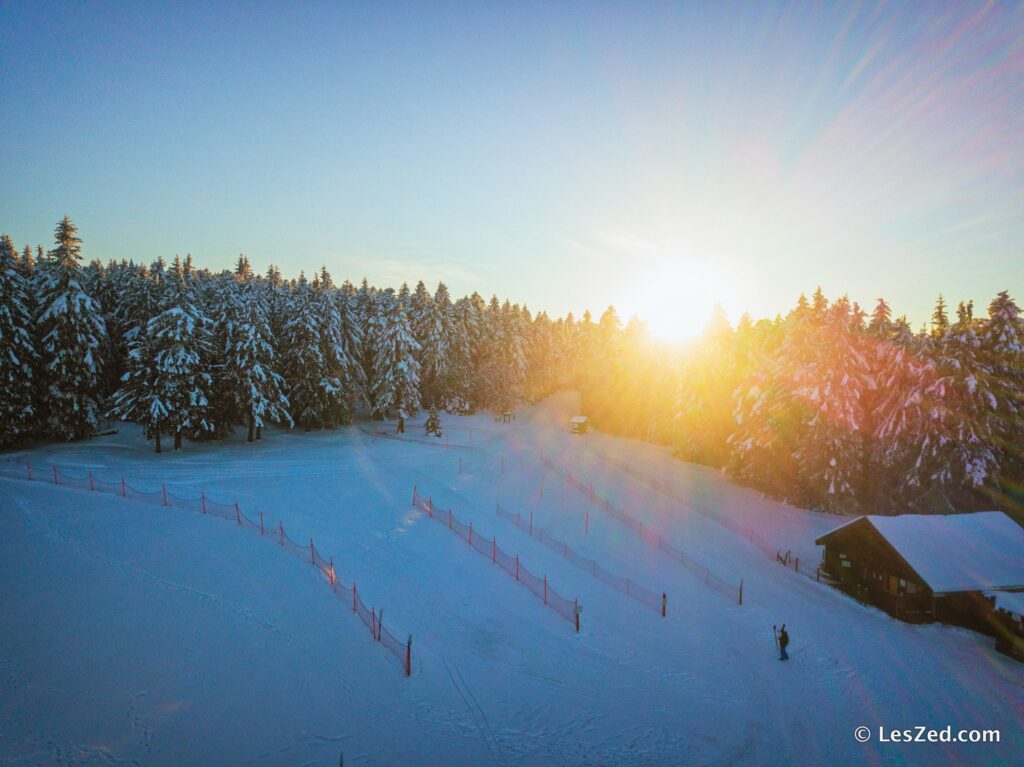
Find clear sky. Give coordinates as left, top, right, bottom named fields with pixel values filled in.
left=2, top=1, right=1021, bottom=339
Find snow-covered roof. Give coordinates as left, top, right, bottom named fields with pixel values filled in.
left=985, top=590, right=1024, bottom=618
left=570, top=416, right=588, bottom=423
left=817, top=511, right=1024, bottom=594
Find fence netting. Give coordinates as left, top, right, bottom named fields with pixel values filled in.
left=412, top=487, right=579, bottom=630
left=0, top=459, right=411, bottom=675
left=496, top=504, right=665, bottom=616
left=537, top=453, right=743, bottom=604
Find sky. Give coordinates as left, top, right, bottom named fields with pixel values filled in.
left=1, top=1, right=1022, bottom=340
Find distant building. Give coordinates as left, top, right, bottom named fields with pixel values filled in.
left=570, top=415, right=588, bottom=435
left=815, top=511, right=1024, bottom=660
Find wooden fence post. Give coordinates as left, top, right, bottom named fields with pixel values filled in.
left=310, top=538, right=315, bottom=565
left=52, top=465, right=58, bottom=484
left=88, top=470, right=94, bottom=491
left=235, top=502, right=241, bottom=525
left=26, top=462, right=31, bottom=481
left=543, top=575, right=548, bottom=604
left=163, top=484, right=168, bottom=507
left=739, top=580, right=744, bottom=606
left=662, top=592, right=667, bottom=617
left=121, top=477, right=126, bottom=498
left=406, top=635, right=412, bottom=676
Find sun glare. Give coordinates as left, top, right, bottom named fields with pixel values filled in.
left=624, top=260, right=733, bottom=344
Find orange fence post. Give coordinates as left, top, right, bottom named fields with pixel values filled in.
left=329, top=556, right=335, bottom=586
left=574, top=599, right=580, bottom=633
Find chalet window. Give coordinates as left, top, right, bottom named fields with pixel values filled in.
left=906, top=581, right=918, bottom=594
left=886, top=575, right=899, bottom=594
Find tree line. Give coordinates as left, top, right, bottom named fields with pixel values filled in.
left=575, top=290, right=1024, bottom=518
left=0, top=217, right=572, bottom=452
left=3, top=217, right=1021, bottom=518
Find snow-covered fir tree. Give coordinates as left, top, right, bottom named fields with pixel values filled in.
left=370, top=290, right=421, bottom=420
left=109, top=273, right=214, bottom=452
left=217, top=278, right=292, bottom=441
left=36, top=217, right=108, bottom=439
left=0, top=234, right=37, bottom=445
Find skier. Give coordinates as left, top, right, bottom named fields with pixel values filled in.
left=778, top=624, right=789, bottom=661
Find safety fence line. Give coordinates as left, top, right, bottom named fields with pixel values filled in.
left=536, top=453, right=744, bottom=605
left=0, top=460, right=412, bottom=675
left=411, top=487, right=580, bottom=631
left=585, top=448, right=824, bottom=586
left=495, top=504, right=665, bottom=616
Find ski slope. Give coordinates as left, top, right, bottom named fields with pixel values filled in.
left=1, top=392, right=1022, bottom=765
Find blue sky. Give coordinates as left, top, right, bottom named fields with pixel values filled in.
left=2, top=1, right=1021, bottom=338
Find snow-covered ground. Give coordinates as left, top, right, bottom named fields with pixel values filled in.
left=1, top=392, right=1021, bottom=765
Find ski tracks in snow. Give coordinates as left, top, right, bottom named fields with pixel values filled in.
left=442, top=658, right=509, bottom=767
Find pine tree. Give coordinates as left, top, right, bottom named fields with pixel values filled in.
left=36, top=217, right=108, bottom=439
left=418, top=282, right=455, bottom=408
left=370, top=290, right=421, bottom=419
left=425, top=407, right=442, bottom=438
left=982, top=291, right=1024, bottom=487
left=218, top=280, right=293, bottom=441
left=0, top=235, right=37, bottom=445
left=109, top=274, right=215, bottom=451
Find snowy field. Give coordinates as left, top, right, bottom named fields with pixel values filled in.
left=1, top=392, right=1022, bottom=766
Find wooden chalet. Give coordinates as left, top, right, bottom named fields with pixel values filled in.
left=815, top=511, right=1024, bottom=660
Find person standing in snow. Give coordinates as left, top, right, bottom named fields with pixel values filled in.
left=778, top=624, right=789, bottom=660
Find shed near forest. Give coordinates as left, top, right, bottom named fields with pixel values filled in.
left=815, top=511, right=1024, bottom=659
left=570, top=415, right=589, bottom=435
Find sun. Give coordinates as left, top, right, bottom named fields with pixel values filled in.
left=623, top=259, right=733, bottom=344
